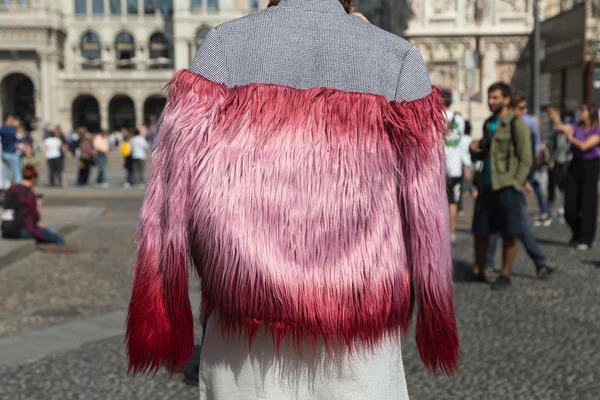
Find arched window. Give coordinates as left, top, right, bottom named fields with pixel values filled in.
left=72, top=95, right=101, bottom=133
left=196, top=26, right=211, bottom=50
left=80, top=31, right=102, bottom=69
left=109, top=95, right=136, bottom=131
left=1, top=74, right=35, bottom=130
left=115, top=31, right=135, bottom=69
left=148, top=32, right=170, bottom=69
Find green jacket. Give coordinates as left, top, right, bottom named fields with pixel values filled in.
left=482, top=112, right=533, bottom=192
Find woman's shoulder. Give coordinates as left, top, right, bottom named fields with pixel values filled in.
left=9, top=183, right=30, bottom=196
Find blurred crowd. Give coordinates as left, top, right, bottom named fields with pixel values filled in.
left=0, top=114, right=153, bottom=190
left=0, top=115, right=156, bottom=250
left=442, top=83, right=599, bottom=290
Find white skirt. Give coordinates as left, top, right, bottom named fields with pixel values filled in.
left=198, top=317, right=409, bottom=400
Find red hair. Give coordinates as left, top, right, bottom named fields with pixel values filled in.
left=22, top=164, right=39, bottom=181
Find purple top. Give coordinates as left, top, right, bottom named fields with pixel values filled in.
left=571, top=123, right=600, bottom=160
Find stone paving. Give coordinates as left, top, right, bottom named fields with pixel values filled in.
left=0, top=186, right=599, bottom=399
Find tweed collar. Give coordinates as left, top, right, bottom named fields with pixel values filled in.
left=278, top=0, right=347, bottom=14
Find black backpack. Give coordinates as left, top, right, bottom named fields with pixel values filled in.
left=1, top=188, right=25, bottom=238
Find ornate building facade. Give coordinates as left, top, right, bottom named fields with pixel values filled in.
left=354, top=0, right=412, bottom=36
left=0, top=0, right=268, bottom=132
left=1, top=1, right=598, bottom=133
left=405, top=0, right=600, bottom=134
left=405, top=0, right=535, bottom=134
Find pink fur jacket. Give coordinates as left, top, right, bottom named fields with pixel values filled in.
left=126, top=1, right=459, bottom=379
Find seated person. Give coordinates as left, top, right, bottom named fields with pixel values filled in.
left=1, top=164, right=76, bottom=252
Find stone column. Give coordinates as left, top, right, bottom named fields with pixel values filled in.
left=423, top=0, right=430, bottom=28
left=457, top=0, right=466, bottom=26
left=100, top=99, right=109, bottom=131
left=39, top=51, right=51, bottom=125
left=136, top=44, right=147, bottom=70
left=457, top=45, right=466, bottom=94
left=220, top=0, right=235, bottom=11
left=480, top=39, right=498, bottom=99
left=135, top=98, right=143, bottom=128
left=174, top=39, right=189, bottom=70
left=104, top=42, right=115, bottom=71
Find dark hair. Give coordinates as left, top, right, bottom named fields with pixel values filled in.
left=3, top=113, right=13, bottom=123
left=268, top=0, right=353, bottom=12
left=464, top=120, right=472, bottom=136
left=488, top=82, right=512, bottom=98
left=22, top=164, right=39, bottom=181
left=583, top=103, right=599, bottom=129
left=130, top=128, right=140, bottom=136
left=441, top=88, right=453, bottom=108
left=510, top=93, right=527, bottom=108
left=546, top=103, right=561, bottom=112
left=338, top=0, right=353, bottom=12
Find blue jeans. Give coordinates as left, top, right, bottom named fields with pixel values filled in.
left=2, top=152, right=22, bottom=185
left=20, top=228, right=66, bottom=245
left=528, top=176, right=548, bottom=216
left=486, top=194, right=547, bottom=268
left=95, top=153, right=107, bottom=184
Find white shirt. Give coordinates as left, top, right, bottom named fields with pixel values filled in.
left=460, top=134, right=473, bottom=168
left=129, top=135, right=148, bottom=160
left=443, top=110, right=467, bottom=178
left=199, top=317, right=409, bottom=400
left=43, top=137, right=63, bottom=160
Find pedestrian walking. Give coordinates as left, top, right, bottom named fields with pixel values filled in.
left=514, top=95, right=551, bottom=225
left=457, top=119, right=473, bottom=216
left=43, top=130, right=63, bottom=187
left=0, top=113, right=23, bottom=186
left=77, top=131, right=95, bottom=186
left=20, top=141, right=38, bottom=170
left=484, top=94, right=556, bottom=280
left=93, top=130, right=110, bottom=188
left=128, top=128, right=147, bottom=187
left=126, top=1, right=460, bottom=398
left=555, top=103, right=600, bottom=250
left=546, top=104, right=569, bottom=223
left=121, top=133, right=133, bottom=188
left=441, top=89, right=470, bottom=245
left=469, top=83, right=533, bottom=290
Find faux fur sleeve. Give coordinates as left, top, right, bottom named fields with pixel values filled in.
left=390, top=49, right=461, bottom=374
left=125, top=69, right=228, bottom=374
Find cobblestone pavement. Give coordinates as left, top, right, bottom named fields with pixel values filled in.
left=0, top=190, right=144, bottom=338
left=0, top=188, right=599, bottom=399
